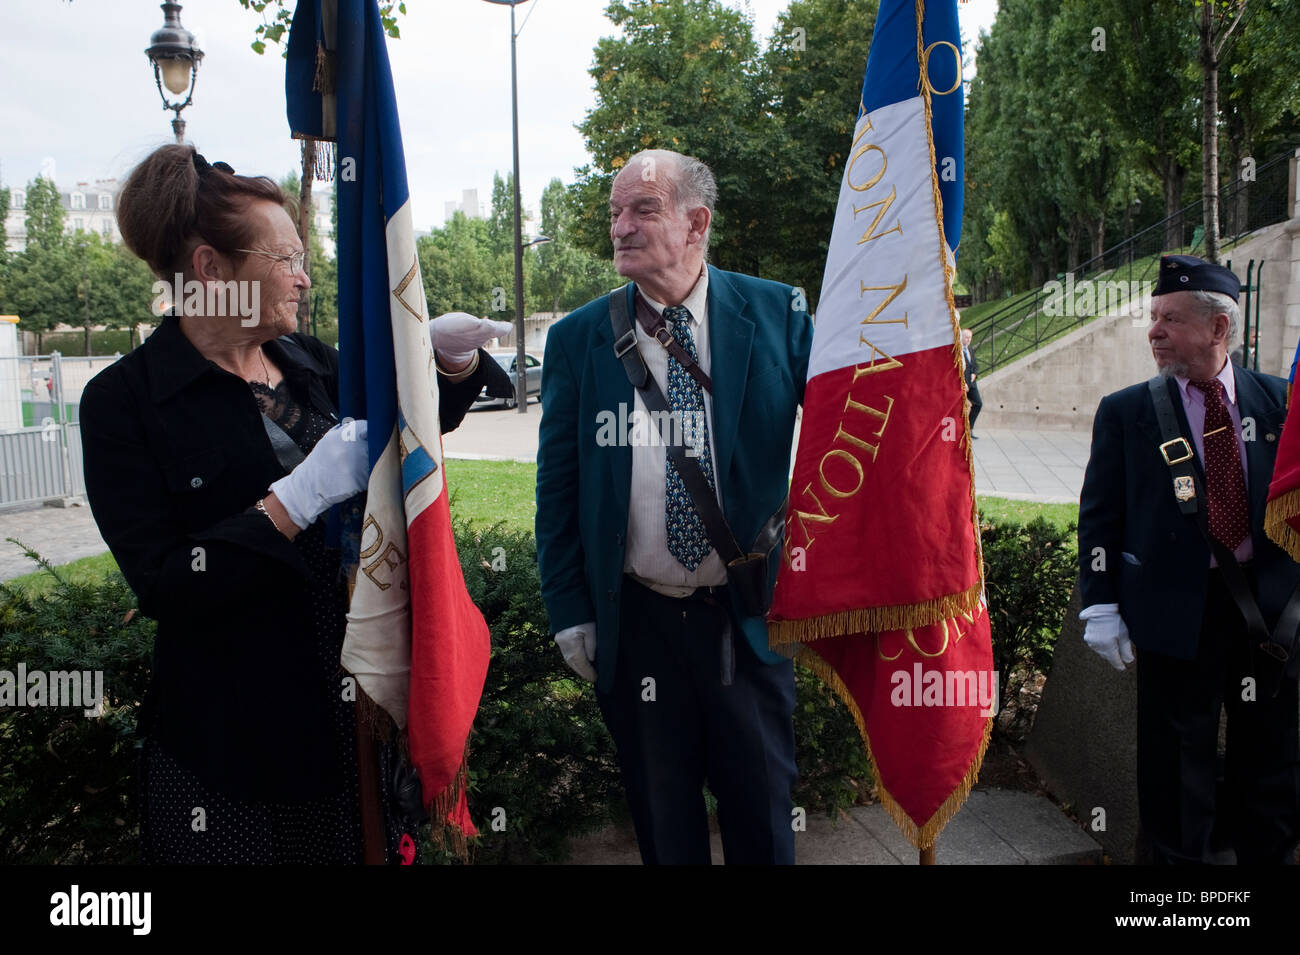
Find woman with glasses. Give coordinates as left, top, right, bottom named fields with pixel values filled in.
left=79, top=144, right=508, bottom=863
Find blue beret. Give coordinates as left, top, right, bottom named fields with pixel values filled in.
left=1153, top=254, right=1240, bottom=301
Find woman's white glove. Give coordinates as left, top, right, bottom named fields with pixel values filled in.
left=1079, top=603, right=1135, bottom=671
left=269, top=419, right=370, bottom=530
left=429, top=312, right=514, bottom=365
left=554, top=622, right=597, bottom=683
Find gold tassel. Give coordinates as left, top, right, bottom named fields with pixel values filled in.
left=769, top=580, right=983, bottom=646
left=313, top=42, right=336, bottom=95
left=793, top=645, right=992, bottom=850
left=1264, top=486, right=1300, bottom=561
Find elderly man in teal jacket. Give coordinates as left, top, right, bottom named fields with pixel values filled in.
left=535, top=149, right=812, bottom=864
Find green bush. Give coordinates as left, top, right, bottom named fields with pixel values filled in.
left=980, top=515, right=1078, bottom=737
left=792, top=664, right=872, bottom=816
left=443, top=520, right=622, bottom=863
left=38, top=330, right=139, bottom=357
left=0, top=544, right=154, bottom=863
left=0, top=515, right=1075, bottom=863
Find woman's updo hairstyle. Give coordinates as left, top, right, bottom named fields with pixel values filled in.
left=116, top=144, right=288, bottom=278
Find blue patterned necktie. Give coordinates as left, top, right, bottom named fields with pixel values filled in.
left=662, top=305, right=716, bottom=570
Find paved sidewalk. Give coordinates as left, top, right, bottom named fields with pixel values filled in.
left=0, top=499, right=106, bottom=583
left=0, top=415, right=1087, bottom=582
left=567, top=790, right=1102, bottom=865
left=447, top=408, right=1092, bottom=503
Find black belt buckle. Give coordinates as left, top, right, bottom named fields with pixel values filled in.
left=1160, top=437, right=1193, bottom=466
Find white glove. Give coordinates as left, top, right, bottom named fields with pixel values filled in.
left=269, top=419, right=370, bottom=530
left=1079, top=603, right=1135, bottom=671
left=554, top=622, right=597, bottom=683
left=429, top=312, right=514, bottom=365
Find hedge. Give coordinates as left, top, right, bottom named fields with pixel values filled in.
left=0, top=515, right=1075, bottom=863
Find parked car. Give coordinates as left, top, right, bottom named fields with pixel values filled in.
left=473, top=350, right=542, bottom=409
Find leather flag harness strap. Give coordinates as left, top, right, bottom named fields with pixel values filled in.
left=1147, top=376, right=1300, bottom=694
left=609, top=285, right=787, bottom=684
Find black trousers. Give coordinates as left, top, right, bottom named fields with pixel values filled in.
left=967, top=380, right=982, bottom=431
left=596, top=576, right=798, bottom=864
left=1136, top=568, right=1300, bottom=864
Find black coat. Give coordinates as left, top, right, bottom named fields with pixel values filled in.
left=1077, top=367, right=1300, bottom=669
left=79, top=316, right=505, bottom=800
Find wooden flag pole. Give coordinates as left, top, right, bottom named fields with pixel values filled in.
left=920, top=843, right=936, bottom=865
left=355, top=689, right=387, bottom=865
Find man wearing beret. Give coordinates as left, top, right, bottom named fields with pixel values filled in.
left=1078, top=254, right=1300, bottom=864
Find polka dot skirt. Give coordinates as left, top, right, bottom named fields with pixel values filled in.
left=139, top=380, right=363, bottom=864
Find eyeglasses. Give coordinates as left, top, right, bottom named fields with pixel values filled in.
left=235, top=248, right=307, bottom=274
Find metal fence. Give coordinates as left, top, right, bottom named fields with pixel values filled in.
left=0, top=353, right=120, bottom=509
left=971, top=146, right=1299, bottom=376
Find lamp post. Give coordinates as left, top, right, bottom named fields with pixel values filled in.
left=146, top=2, right=204, bottom=144
left=481, top=0, right=533, bottom=413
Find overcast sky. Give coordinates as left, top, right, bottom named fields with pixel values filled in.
left=0, top=0, right=997, bottom=232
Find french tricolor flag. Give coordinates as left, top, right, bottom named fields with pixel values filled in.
left=287, top=0, right=490, bottom=846
left=769, top=0, right=993, bottom=850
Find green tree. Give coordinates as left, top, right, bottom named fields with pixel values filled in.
left=417, top=212, right=499, bottom=318
left=237, top=0, right=405, bottom=53
left=758, top=0, right=878, bottom=306
left=95, top=240, right=159, bottom=353
left=1218, top=0, right=1300, bottom=237
left=2, top=180, right=76, bottom=350
left=23, top=178, right=65, bottom=252
left=962, top=0, right=1068, bottom=290
left=574, top=0, right=769, bottom=275
left=487, top=172, right=515, bottom=261
left=0, top=186, right=9, bottom=261
left=530, top=178, right=621, bottom=313
left=280, top=171, right=338, bottom=340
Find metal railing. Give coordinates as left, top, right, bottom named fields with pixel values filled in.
left=0, top=353, right=120, bottom=509
left=970, top=146, right=1297, bottom=376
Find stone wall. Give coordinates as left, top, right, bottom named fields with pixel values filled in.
left=976, top=151, right=1300, bottom=432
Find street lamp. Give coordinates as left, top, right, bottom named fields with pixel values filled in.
left=481, top=0, right=533, bottom=413
left=146, top=2, right=204, bottom=144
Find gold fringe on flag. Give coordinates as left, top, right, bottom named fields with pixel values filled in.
left=794, top=644, right=992, bottom=850
left=427, top=757, right=474, bottom=859
left=769, top=579, right=983, bottom=646
left=1265, top=487, right=1300, bottom=561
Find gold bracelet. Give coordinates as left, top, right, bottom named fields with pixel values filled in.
left=255, top=496, right=287, bottom=536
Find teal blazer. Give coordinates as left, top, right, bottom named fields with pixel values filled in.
left=536, top=265, right=813, bottom=692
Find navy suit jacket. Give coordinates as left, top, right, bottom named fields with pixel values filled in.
left=535, top=266, right=813, bottom=692
left=1077, top=366, right=1300, bottom=663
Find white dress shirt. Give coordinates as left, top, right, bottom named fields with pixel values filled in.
left=623, top=267, right=728, bottom=592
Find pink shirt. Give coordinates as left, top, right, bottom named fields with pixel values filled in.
left=1174, top=358, right=1252, bottom=563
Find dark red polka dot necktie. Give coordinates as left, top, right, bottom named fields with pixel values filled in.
left=1189, top=378, right=1249, bottom=551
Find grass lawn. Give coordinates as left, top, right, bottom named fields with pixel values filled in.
left=445, top=458, right=538, bottom=532
left=4, top=550, right=120, bottom=596
left=976, top=496, right=1078, bottom=533
left=4, top=462, right=1077, bottom=592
